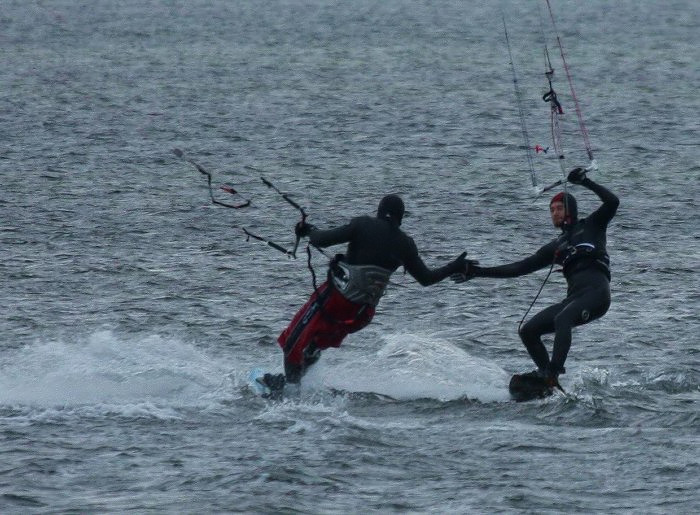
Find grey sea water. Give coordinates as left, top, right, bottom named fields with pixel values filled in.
left=1, top=0, right=698, bottom=512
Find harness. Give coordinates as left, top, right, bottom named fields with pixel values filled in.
left=558, top=242, right=610, bottom=279
left=329, top=257, right=392, bottom=307
left=304, top=251, right=385, bottom=329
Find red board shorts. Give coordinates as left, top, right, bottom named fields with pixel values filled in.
left=278, top=281, right=375, bottom=366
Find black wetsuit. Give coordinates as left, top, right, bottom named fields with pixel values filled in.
left=474, top=178, right=619, bottom=376
left=310, top=215, right=463, bottom=286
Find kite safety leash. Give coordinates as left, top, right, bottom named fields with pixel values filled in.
left=534, top=0, right=600, bottom=196
left=536, top=4, right=568, bottom=178
left=543, top=0, right=595, bottom=165
left=249, top=169, right=308, bottom=259
left=241, top=228, right=294, bottom=257
left=172, top=148, right=251, bottom=209
left=517, top=261, right=555, bottom=334
left=174, top=148, right=299, bottom=257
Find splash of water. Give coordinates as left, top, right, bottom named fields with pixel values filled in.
left=303, top=332, right=511, bottom=403
left=0, top=330, right=233, bottom=410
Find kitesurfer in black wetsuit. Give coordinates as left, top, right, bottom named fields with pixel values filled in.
left=453, top=168, right=619, bottom=387
left=263, top=194, right=470, bottom=392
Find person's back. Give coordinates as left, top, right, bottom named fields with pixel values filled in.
left=311, top=214, right=417, bottom=271
left=310, top=203, right=464, bottom=287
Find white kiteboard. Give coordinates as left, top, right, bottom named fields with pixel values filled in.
left=247, top=367, right=271, bottom=397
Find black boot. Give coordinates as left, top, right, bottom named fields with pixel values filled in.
left=284, top=360, right=303, bottom=384
left=542, top=364, right=565, bottom=391
left=262, top=373, right=286, bottom=392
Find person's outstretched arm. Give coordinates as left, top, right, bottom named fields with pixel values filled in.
left=307, top=224, right=352, bottom=248
left=403, top=240, right=468, bottom=286
left=473, top=243, right=555, bottom=279
left=293, top=220, right=353, bottom=249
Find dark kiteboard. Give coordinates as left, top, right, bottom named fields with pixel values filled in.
left=508, top=372, right=556, bottom=402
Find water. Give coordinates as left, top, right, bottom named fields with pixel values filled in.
left=2, top=0, right=698, bottom=512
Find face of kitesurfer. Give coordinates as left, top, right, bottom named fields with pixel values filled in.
left=377, top=194, right=405, bottom=227
left=549, top=191, right=578, bottom=228
left=550, top=200, right=567, bottom=228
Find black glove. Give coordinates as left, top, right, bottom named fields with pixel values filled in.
left=567, top=167, right=587, bottom=185
left=453, top=251, right=467, bottom=267
left=294, top=221, right=315, bottom=238
left=450, top=254, right=480, bottom=283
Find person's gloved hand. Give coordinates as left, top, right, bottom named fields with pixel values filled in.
left=294, top=221, right=315, bottom=238
left=450, top=253, right=480, bottom=283
left=452, top=252, right=467, bottom=267
left=567, top=167, right=587, bottom=185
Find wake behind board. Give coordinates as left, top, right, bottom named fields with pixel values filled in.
left=509, top=373, right=554, bottom=402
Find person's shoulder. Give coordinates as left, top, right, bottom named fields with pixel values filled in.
left=344, top=215, right=374, bottom=229
left=396, top=229, right=418, bottom=252
left=399, top=228, right=414, bottom=242
left=537, top=235, right=559, bottom=254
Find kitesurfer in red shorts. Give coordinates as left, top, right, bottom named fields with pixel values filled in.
left=263, top=194, right=472, bottom=392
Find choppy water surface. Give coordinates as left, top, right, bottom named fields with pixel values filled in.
left=1, top=0, right=698, bottom=512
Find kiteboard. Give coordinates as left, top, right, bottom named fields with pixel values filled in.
left=247, top=367, right=272, bottom=397
left=247, top=368, right=287, bottom=398
left=508, top=372, right=555, bottom=402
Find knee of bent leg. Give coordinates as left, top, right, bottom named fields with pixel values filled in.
left=518, top=321, right=536, bottom=340
left=553, top=309, right=578, bottom=331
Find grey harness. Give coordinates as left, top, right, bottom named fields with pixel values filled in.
left=330, top=262, right=392, bottom=306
